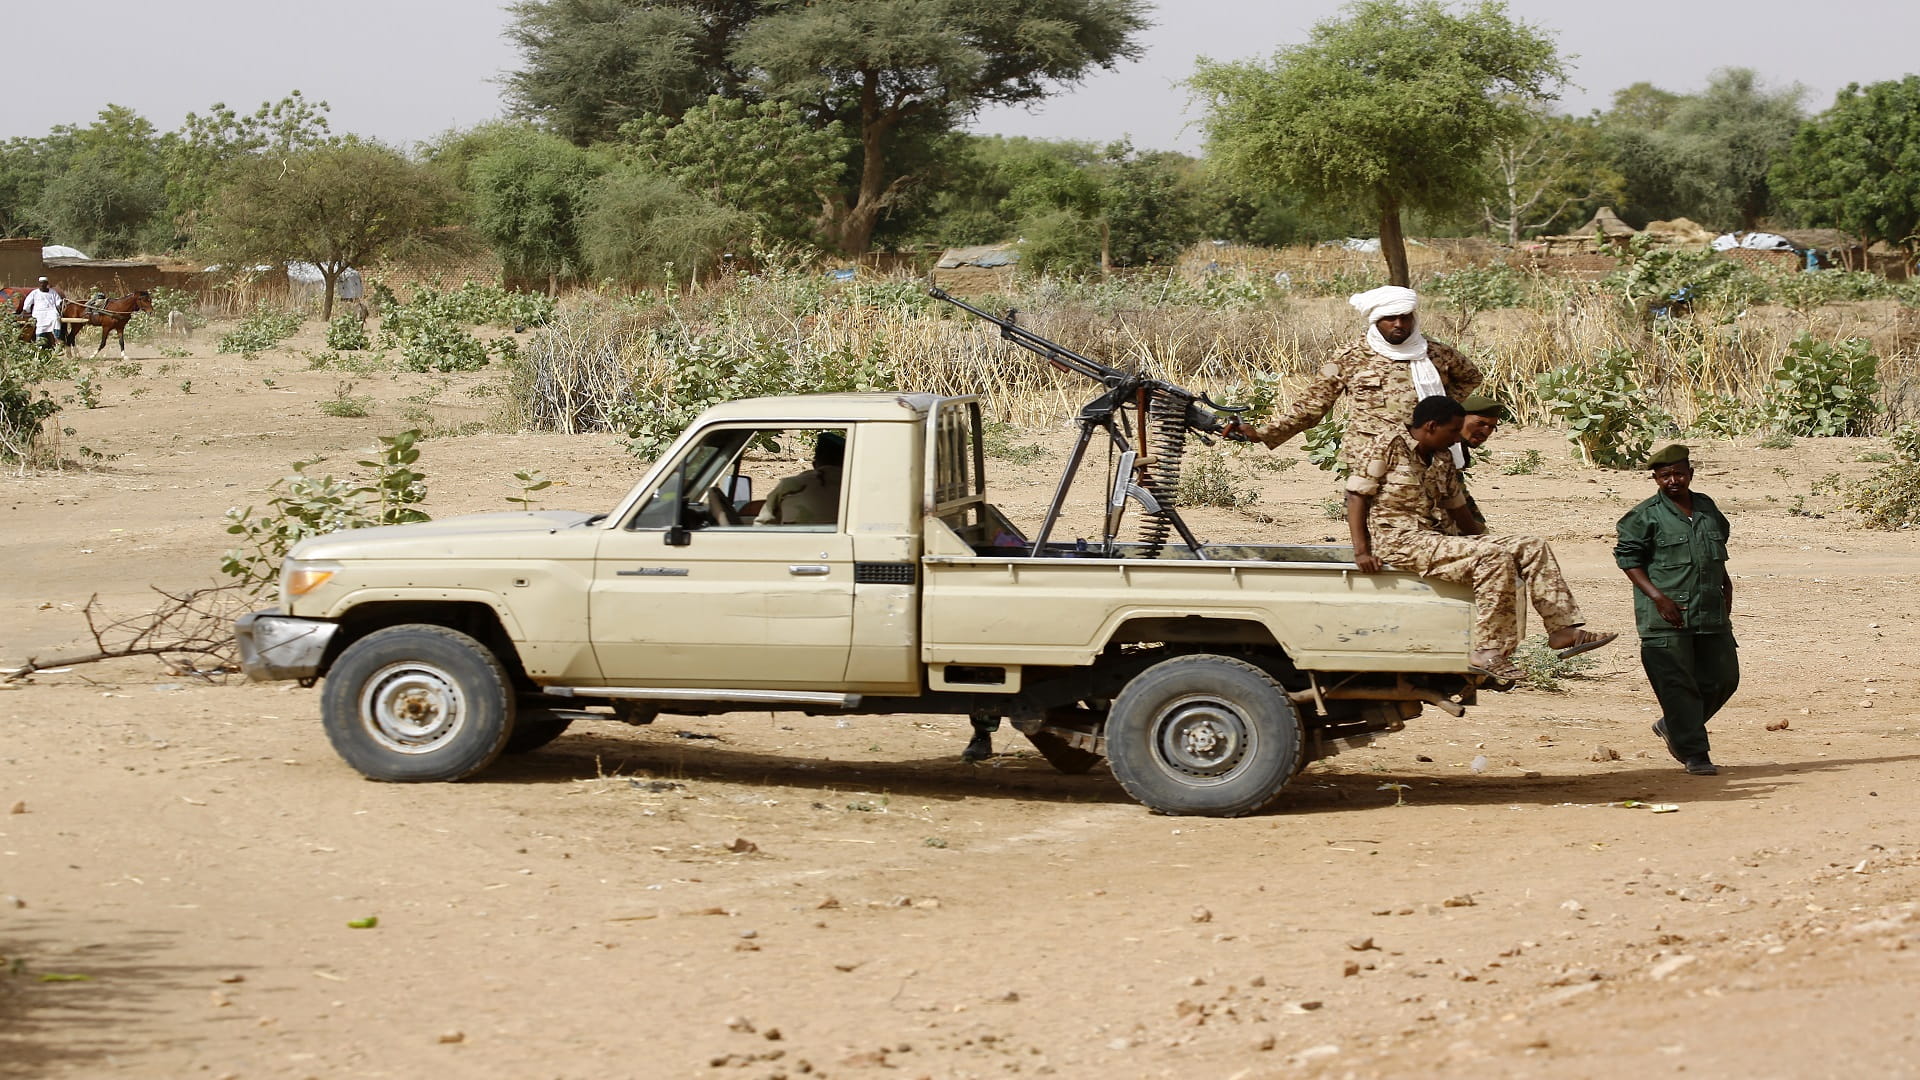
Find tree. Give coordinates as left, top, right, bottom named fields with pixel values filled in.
left=1191, top=0, right=1564, bottom=286
left=164, top=92, right=335, bottom=237
left=620, top=97, right=850, bottom=248
left=194, top=144, right=459, bottom=319
left=466, top=132, right=611, bottom=292
left=20, top=105, right=171, bottom=256
left=1483, top=107, right=1621, bottom=244
left=578, top=167, right=753, bottom=284
left=736, top=0, right=1149, bottom=254
left=1660, top=68, right=1804, bottom=230
left=1772, top=76, right=1920, bottom=257
left=503, top=0, right=761, bottom=143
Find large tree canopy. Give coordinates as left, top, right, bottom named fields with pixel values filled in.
left=193, top=143, right=459, bottom=319
left=504, top=0, right=1149, bottom=253
left=1191, top=0, right=1563, bottom=285
left=1771, top=76, right=1920, bottom=256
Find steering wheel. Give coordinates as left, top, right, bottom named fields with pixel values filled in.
left=705, top=486, right=741, bottom=527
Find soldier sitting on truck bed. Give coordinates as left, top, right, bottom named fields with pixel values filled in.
left=1346, top=395, right=1616, bottom=682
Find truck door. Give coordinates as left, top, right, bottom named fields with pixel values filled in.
left=590, top=425, right=855, bottom=687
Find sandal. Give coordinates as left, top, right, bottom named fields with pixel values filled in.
left=1470, top=659, right=1524, bottom=682
left=1553, top=629, right=1618, bottom=659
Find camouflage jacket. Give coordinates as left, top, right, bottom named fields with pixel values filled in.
left=1345, top=429, right=1468, bottom=536
left=1257, top=338, right=1482, bottom=475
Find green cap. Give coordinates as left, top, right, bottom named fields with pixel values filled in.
left=1647, top=443, right=1691, bottom=468
left=1460, top=393, right=1505, bottom=419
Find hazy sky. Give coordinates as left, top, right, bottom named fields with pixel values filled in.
left=8, top=1, right=1918, bottom=152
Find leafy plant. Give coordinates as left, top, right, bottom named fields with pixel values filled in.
left=1302, top=417, right=1346, bottom=476
left=217, top=305, right=304, bottom=357
left=1500, top=448, right=1544, bottom=475
left=73, top=373, right=101, bottom=410
left=1429, top=263, right=1529, bottom=319
left=1603, top=241, right=1770, bottom=315
left=1689, top=391, right=1768, bottom=438
left=319, top=380, right=371, bottom=418
left=506, top=468, right=552, bottom=509
left=1175, top=450, right=1261, bottom=509
left=1536, top=348, right=1668, bottom=468
left=326, top=314, right=370, bottom=351
left=1511, top=634, right=1598, bottom=692
left=1762, top=335, right=1879, bottom=437
left=0, top=365, right=62, bottom=466
left=982, top=421, right=1048, bottom=465
left=221, top=430, right=430, bottom=595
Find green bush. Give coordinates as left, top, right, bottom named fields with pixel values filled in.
left=1689, top=392, right=1769, bottom=438
left=1774, top=269, right=1895, bottom=311
left=1762, top=335, right=1879, bottom=437
left=221, top=430, right=429, bottom=595
left=1536, top=347, right=1671, bottom=468
left=1175, top=450, right=1261, bottom=509
left=1429, top=263, right=1529, bottom=316
left=326, top=315, right=370, bottom=351
left=1604, top=244, right=1770, bottom=314
left=218, top=306, right=304, bottom=357
left=1303, top=417, right=1346, bottom=476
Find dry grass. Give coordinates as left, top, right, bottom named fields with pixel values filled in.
left=505, top=248, right=1920, bottom=444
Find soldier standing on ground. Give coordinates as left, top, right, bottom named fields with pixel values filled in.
left=1614, top=444, right=1738, bottom=776
left=1240, top=285, right=1483, bottom=475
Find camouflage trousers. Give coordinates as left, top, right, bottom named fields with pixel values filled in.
left=1374, top=531, right=1584, bottom=655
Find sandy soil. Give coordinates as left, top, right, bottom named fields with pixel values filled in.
left=6, top=323, right=1920, bottom=1080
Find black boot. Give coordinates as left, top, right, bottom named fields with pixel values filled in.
left=962, top=728, right=993, bottom=763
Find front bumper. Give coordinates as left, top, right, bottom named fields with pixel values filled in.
left=234, top=609, right=339, bottom=683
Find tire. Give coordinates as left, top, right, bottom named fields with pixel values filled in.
left=320, top=624, right=516, bottom=781
left=504, top=710, right=574, bottom=754
left=1104, top=653, right=1303, bottom=817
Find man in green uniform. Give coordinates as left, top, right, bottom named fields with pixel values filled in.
left=1445, top=393, right=1505, bottom=533
left=1614, top=444, right=1738, bottom=776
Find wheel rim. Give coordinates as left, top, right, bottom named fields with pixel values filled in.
left=358, top=660, right=467, bottom=755
left=1151, top=694, right=1255, bottom=784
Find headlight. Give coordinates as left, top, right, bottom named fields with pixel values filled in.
left=281, top=560, right=341, bottom=604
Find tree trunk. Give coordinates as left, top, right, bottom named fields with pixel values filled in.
left=1379, top=194, right=1411, bottom=287
left=832, top=70, right=896, bottom=255
left=321, top=269, right=337, bottom=322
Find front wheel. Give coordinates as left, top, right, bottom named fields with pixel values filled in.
left=321, top=625, right=515, bottom=781
left=1105, top=654, right=1302, bottom=817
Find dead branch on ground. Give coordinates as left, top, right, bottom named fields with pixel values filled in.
left=3, top=583, right=253, bottom=683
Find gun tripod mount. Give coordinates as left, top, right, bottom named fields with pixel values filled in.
left=928, top=286, right=1249, bottom=560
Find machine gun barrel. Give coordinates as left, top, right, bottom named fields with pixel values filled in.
left=928, top=286, right=1123, bottom=387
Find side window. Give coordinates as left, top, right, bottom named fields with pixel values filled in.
left=627, top=426, right=848, bottom=532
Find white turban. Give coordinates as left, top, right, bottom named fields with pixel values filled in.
left=1349, top=285, right=1418, bottom=324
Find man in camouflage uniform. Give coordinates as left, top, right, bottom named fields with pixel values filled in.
left=1346, top=396, right=1615, bottom=680
left=1243, top=286, right=1482, bottom=475
left=1614, top=444, right=1737, bottom=776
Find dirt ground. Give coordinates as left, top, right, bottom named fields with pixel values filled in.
left=6, top=323, right=1920, bottom=1080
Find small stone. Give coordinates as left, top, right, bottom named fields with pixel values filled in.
left=1415, top=755, right=1433, bottom=763
left=1343, top=961, right=1362, bottom=977
left=8, top=801, right=24, bottom=815
left=763, top=1027, right=784, bottom=1041
left=4, top=895, right=24, bottom=909
left=726, top=1015, right=757, bottom=1033
left=1442, top=895, right=1476, bottom=908
left=219, top=973, right=246, bottom=984
left=1107, top=1038, right=1132, bottom=1051
left=1253, top=1034, right=1277, bottom=1051
left=1765, top=719, right=1790, bottom=732
left=437, top=1031, right=465, bottom=1045
left=816, top=896, right=841, bottom=910
left=1185, top=974, right=1207, bottom=987
left=1859, top=700, right=1874, bottom=709
left=1560, top=900, right=1585, bottom=914
left=1346, top=936, right=1379, bottom=951
left=1190, top=906, right=1213, bottom=924
left=1248, top=975, right=1266, bottom=988
left=209, top=990, right=231, bottom=1007
left=1524, top=771, right=1542, bottom=779
left=998, top=990, right=1020, bottom=1003
left=1590, top=745, right=1621, bottom=762
left=726, top=837, right=759, bottom=854
left=739, top=929, right=759, bottom=940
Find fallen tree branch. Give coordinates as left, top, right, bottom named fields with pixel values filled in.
left=4, top=583, right=254, bottom=682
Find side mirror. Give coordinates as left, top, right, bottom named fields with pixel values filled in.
left=665, top=525, right=691, bottom=547
left=726, top=475, right=753, bottom=505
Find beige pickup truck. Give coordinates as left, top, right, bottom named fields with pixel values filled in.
left=237, top=392, right=1480, bottom=816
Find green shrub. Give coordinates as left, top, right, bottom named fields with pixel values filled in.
left=1429, top=263, right=1529, bottom=316
left=1775, top=269, right=1895, bottom=311
left=319, top=381, right=372, bottom=418
left=221, top=430, right=429, bottom=595
left=381, top=311, right=490, bottom=372
left=1762, top=335, right=1879, bottom=437
left=1303, top=417, right=1346, bottom=476
left=1499, top=448, right=1544, bottom=475
left=1512, top=634, right=1598, bottom=692
left=1689, top=392, right=1768, bottom=438
left=1176, top=450, right=1261, bottom=509
left=218, top=306, right=304, bottom=357
left=1536, top=348, right=1670, bottom=468
left=326, top=315, right=370, bottom=351
left=1604, top=244, right=1770, bottom=314
left=0, top=365, right=62, bottom=465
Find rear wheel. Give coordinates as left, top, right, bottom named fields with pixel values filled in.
left=1104, top=653, right=1302, bottom=817
left=321, top=625, right=515, bottom=781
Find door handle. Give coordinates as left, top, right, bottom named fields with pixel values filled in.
left=787, top=564, right=831, bottom=576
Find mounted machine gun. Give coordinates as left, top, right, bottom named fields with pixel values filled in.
left=929, top=286, right=1250, bottom=560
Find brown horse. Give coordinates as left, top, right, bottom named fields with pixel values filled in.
left=60, top=291, right=153, bottom=358
left=2, top=286, right=35, bottom=343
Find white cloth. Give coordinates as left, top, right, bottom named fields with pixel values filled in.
left=22, top=288, right=63, bottom=335
left=1351, top=286, right=1464, bottom=466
